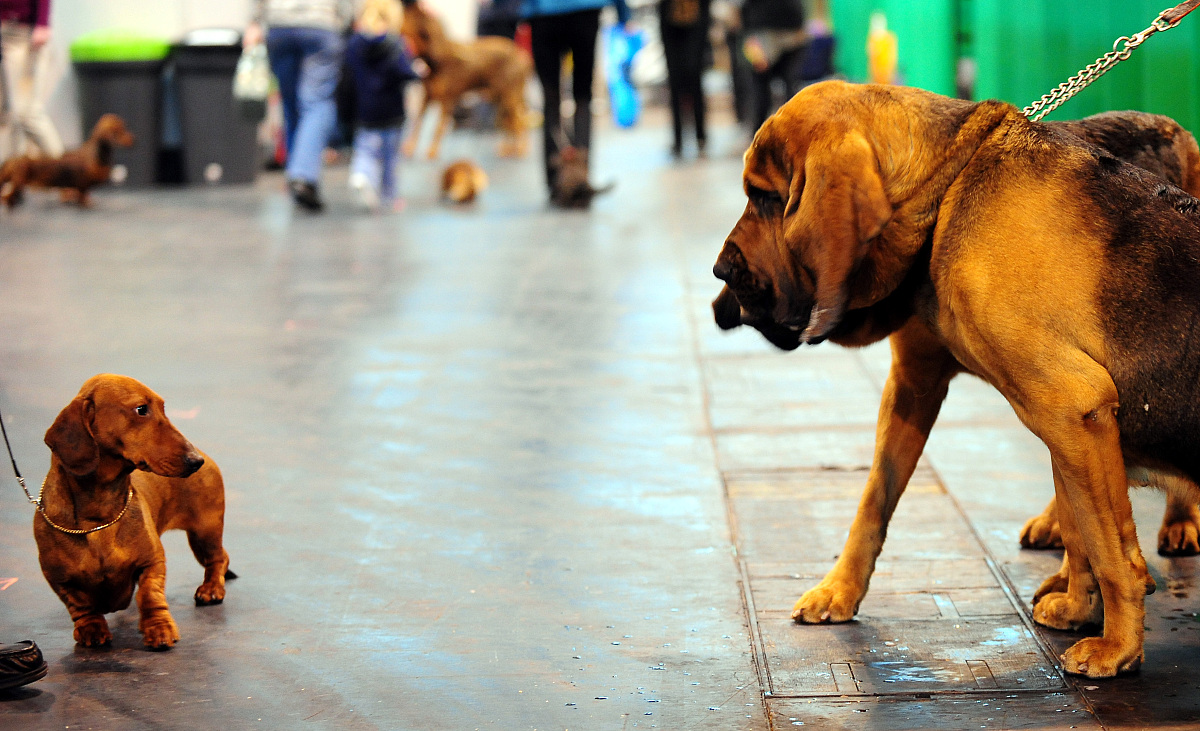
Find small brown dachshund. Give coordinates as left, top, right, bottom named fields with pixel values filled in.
left=35, top=375, right=232, bottom=650
left=0, top=113, right=134, bottom=209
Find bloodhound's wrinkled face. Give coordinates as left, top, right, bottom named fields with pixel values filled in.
left=713, top=92, right=892, bottom=349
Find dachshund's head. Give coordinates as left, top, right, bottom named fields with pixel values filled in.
left=91, top=114, right=135, bottom=148
left=45, top=374, right=203, bottom=479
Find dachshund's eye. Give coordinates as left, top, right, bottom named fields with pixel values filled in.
left=135, top=405, right=149, bottom=416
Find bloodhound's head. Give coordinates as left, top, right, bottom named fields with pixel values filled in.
left=713, top=81, right=893, bottom=349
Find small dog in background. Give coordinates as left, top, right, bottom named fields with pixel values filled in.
left=440, top=159, right=488, bottom=203
left=35, top=374, right=232, bottom=650
left=551, top=145, right=614, bottom=209
left=0, top=114, right=134, bottom=209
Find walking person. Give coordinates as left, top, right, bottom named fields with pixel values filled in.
left=522, top=0, right=630, bottom=205
left=344, top=0, right=419, bottom=212
left=246, top=0, right=352, bottom=212
left=739, top=0, right=805, bottom=133
left=0, top=0, right=63, bottom=161
left=658, top=0, right=709, bottom=159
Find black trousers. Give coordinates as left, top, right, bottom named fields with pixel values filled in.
left=660, top=19, right=707, bottom=151
left=529, top=8, right=601, bottom=188
left=750, top=44, right=806, bottom=133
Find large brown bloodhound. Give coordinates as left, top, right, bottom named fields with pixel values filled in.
left=712, top=80, right=1200, bottom=678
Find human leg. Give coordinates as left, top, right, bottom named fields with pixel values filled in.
left=530, top=16, right=565, bottom=189
left=566, top=9, right=600, bottom=151
left=286, top=28, right=343, bottom=188
left=378, top=128, right=401, bottom=204
left=349, top=127, right=384, bottom=210
left=6, top=24, right=62, bottom=156
left=660, top=23, right=686, bottom=155
left=266, top=28, right=302, bottom=154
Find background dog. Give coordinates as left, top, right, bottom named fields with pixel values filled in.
left=712, top=80, right=1200, bottom=678
left=400, top=3, right=531, bottom=160
left=35, top=374, right=232, bottom=649
left=0, top=114, right=134, bottom=209
left=440, top=159, right=489, bottom=203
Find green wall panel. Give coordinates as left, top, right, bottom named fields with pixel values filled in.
left=829, top=0, right=1200, bottom=134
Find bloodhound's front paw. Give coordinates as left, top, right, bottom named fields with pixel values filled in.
left=1061, top=636, right=1142, bottom=678
left=1019, top=511, right=1063, bottom=549
left=792, top=579, right=864, bottom=624
left=74, top=616, right=112, bottom=647
left=1158, top=505, right=1200, bottom=556
left=140, top=615, right=179, bottom=650
left=1032, top=567, right=1069, bottom=604
left=1032, top=590, right=1102, bottom=631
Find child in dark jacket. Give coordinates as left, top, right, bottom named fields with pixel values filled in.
left=345, top=0, right=419, bottom=211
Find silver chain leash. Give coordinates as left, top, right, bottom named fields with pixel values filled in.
left=1023, top=2, right=1199, bottom=121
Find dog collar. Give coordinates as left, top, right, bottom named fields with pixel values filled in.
left=34, top=477, right=134, bottom=536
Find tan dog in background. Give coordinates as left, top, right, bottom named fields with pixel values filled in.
left=400, top=3, right=531, bottom=159
left=0, top=114, right=134, bottom=209
left=441, top=159, right=489, bottom=203
left=713, top=80, right=1200, bottom=677
left=35, top=374, right=232, bottom=649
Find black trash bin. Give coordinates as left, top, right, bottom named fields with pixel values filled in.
left=173, top=29, right=260, bottom=185
left=70, top=31, right=171, bottom=187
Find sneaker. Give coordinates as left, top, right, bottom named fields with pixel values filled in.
left=349, top=173, right=380, bottom=212
left=288, top=179, right=324, bottom=212
left=0, top=641, right=48, bottom=691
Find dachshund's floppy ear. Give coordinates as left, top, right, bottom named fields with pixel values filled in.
left=44, top=396, right=99, bottom=476
left=795, top=131, right=891, bottom=342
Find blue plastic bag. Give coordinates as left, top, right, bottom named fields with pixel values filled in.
left=605, top=25, right=644, bottom=128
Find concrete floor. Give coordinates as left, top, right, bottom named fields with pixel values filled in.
left=1, top=119, right=1199, bottom=730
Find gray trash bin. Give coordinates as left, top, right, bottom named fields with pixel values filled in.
left=70, top=31, right=171, bottom=187
left=173, top=29, right=260, bottom=184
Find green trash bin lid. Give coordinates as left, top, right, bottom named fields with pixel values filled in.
left=70, top=30, right=171, bottom=63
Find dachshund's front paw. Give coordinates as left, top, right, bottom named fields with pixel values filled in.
left=74, top=616, right=112, bottom=647
left=792, top=578, right=864, bottom=624
left=140, top=615, right=179, bottom=650
left=194, top=581, right=226, bottom=606
left=1062, top=636, right=1142, bottom=678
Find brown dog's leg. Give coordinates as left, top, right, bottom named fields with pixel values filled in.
left=136, top=559, right=179, bottom=650
left=188, top=520, right=231, bottom=606
left=1018, top=366, right=1144, bottom=677
left=1157, top=489, right=1200, bottom=556
left=793, top=320, right=958, bottom=623
left=55, top=586, right=113, bottom=647
left=403, top=94, right=431, bottom=159
left=1019, top=496, right=1063, bottom=549
left=426, top=101, right=453, bottom=160
left=1032, top=461, right=1102, bottom=629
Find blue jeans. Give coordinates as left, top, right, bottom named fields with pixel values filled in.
left=350, top=127, right=402, bottom=204
left=266, top=26, right=343, bottom=185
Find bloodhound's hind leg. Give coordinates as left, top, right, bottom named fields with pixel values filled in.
left=1014, top=356, right=1145, bottom=677
left=1157, top=486, right=1200, bottom=556
left=793, top=320, right=959, bottom=623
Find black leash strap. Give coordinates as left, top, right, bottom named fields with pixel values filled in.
left=0, top=406, right=36, bottom=505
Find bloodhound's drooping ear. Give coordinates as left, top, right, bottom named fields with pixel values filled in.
left=712, top=284, right=742, bottom=330
left=794, top=131, right=891, bottom=341
left=44, top=395, right=100, bottom=476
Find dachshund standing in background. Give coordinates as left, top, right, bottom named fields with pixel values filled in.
left=0, top=114, right=134, bottom=209
left=35, top=374, right=232, bottom=650
left=400, top=3, right=531, bottom=160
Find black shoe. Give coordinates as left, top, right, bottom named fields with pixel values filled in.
left=0, top=641, right=48, bottom=690
left=288, top=179, right=324, bottom=212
